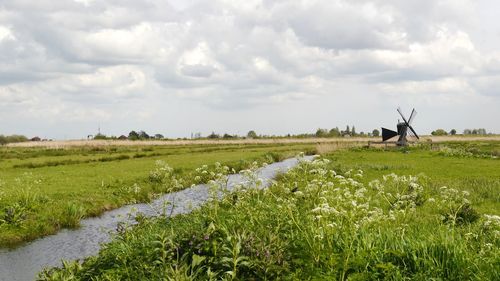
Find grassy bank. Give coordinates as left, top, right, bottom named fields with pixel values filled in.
left=39, top=143, right=499, bottom=280
left=0, top=143, right=315, bottom=247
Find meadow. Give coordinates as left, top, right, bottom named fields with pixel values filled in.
left=38, top=140, right=499, bottom=280
left=0, top=142, right=316, bottom=247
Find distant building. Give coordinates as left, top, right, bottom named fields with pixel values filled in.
left=31, top=136, right=41, bottom=141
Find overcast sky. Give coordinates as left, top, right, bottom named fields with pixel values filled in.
left=1, top=0, right=499, bottom=139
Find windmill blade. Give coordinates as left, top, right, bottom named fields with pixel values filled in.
left=408, top=125, right=420, bottom=139
left=382, top=127, right=398, bottom=141
left=407, top=128, right=417, bottom=139
left=397, top=107, right=410, bottom=125
left=408, top=109, right=417, bottom=125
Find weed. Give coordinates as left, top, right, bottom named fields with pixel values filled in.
left=60, top=203, right=86, bottom=228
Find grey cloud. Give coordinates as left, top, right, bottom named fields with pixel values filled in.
left=180, top=64, right=217, bottom=78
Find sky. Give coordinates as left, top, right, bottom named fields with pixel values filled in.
left=1, top=0, right=499, bottom=139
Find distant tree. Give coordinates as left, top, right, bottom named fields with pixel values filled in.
left=154, top=134, right=164, bottom=139
left=247, top=130, right=258, bottom=139
left=340, top=125, right=351, bottom=136
left=208, top=132, right=220, bottom=139
left=372, top=129, right=380, bottom=137
left=315, top=128, right=328, bottom=138
left=93, top=133, right=107, bottom=140
left=431, top=129, right=448, bottom=136
left=138, top=131, right=150, bottom=139
left=449, top=129, right=457, bottom=135
left=0, top=134, right=28, bottom=145
left=463, top=129, right=472, bottom=135
left=128, top=130, right=139, bottom=140
left=223, top=133, right=235, bottom=139
left=351, top=126, right=356, bottom=136
left=478, top=128, right=487, bottom=135
left=329, top=127, right=341, bottom=137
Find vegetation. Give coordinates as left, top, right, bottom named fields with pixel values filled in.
left=0, top=143, right=315, bottom=247
left=246, top=131, right=258, bottom=139
left=39, top=143, right=499, bottom=280
left=431, top=129, right=448, bottom=136
left=0, top=135, right=29, bottom=145
left=463, top=128, right=488, bottom=135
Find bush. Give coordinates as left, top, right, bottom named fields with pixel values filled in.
left=431, top=129, right=448, bottom=136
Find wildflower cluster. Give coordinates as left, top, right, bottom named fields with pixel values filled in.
left=438, top=146, right=497, bottom=159
left=369, top=173, right=425, bottom=212
left=431, top=186, right=479, bottom=225
left=481, top=214, right=500, bottom=241
left=148, top=160, right=175, bottom=184
left=193, top=162, right=233, bottom=185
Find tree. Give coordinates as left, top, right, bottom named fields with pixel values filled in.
left=449, top=129, right=457, bottom=135
left=315, top=128, right=328, bottom=137
left=372, top=129, right=380, bottom=137
left=329, top=127, right=341, bottom=137
left=431, top=129, right=448, bottom=136
left=351, top=126, right=356, bottom=136
left=463, top=129, right=472, bottom=135
left=208, top=132, right=220, bottom=139
left=341, top=125, right=351, bottom=136
left=138, top=130, right=150, bottom=139
left=128, top=130, right=139, bottom=140
left=247, top=130, right=258, bottom=139
left=154, top=134, right=164, bottom=139
left=0, top=135, right=29, bottom=145
left=93, top=133, right=107, bottom=140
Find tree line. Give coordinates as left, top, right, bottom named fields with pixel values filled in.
left=431, top=128, right=489, bottom=136
left=0, top=126, right=495, bottom=145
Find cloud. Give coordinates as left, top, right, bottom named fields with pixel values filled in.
left=0, top=0, right=499, bottom=138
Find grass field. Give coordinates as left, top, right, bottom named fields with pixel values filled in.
left=38, top=141, right=499, bottom=280
left=0, top=143, right=317, bottom=247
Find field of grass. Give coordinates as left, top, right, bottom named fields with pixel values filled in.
left=0, top=143, right=316, bottom=247
left=39, top=142, right=499, bottom=280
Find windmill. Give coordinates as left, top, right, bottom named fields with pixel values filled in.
left=381, top=107, right=419, bottom=146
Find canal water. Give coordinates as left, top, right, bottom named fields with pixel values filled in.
left=0, top=156, right=314, bottom=281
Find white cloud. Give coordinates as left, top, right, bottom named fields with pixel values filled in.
left=0, top=0, right=499, bottom=138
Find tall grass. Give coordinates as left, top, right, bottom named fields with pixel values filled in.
left=39, top=156, right=500, bottom=280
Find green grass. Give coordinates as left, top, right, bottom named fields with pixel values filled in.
left=39, top=142, right=500, bottom=280
left=327, top=146, right=499, bottom=214
left=0, top=143, right=315, bottom=247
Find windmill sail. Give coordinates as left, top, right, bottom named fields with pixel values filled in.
left=382, top=127, right=398, bottom=141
